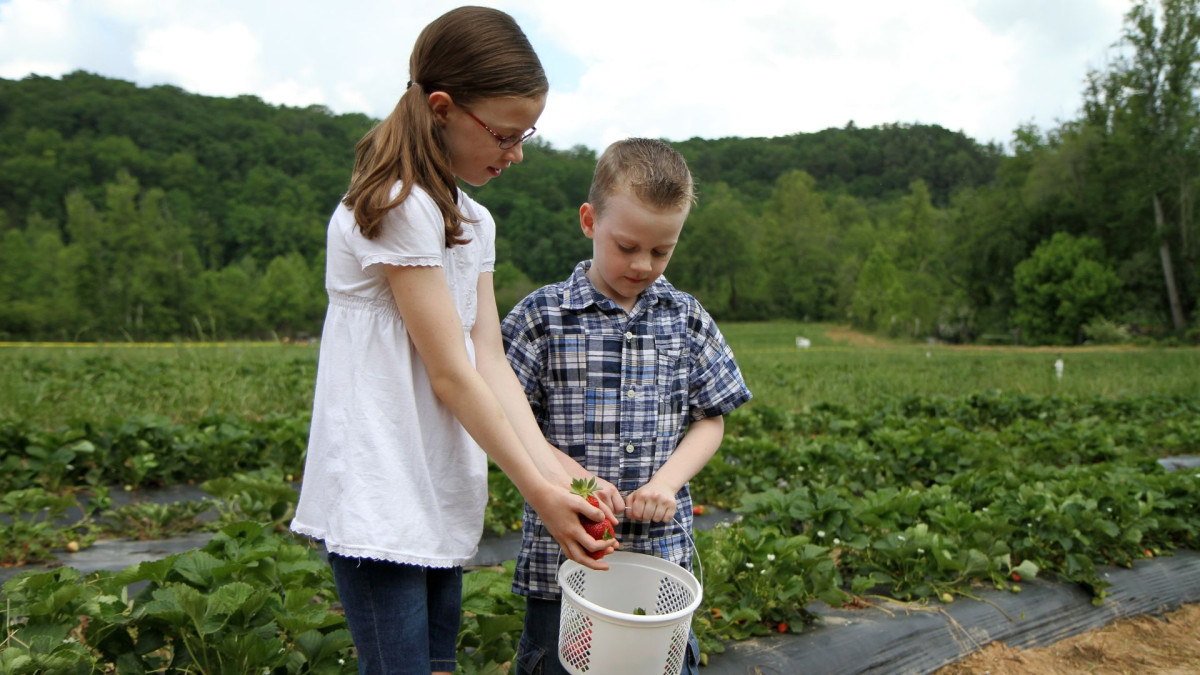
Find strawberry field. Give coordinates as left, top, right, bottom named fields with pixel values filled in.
left=2, top=325, right=1198, bottom=673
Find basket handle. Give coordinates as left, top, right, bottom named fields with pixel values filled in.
left=553, top=510, right=704, bottom=589
left=672, top=511, right=704, bottom=589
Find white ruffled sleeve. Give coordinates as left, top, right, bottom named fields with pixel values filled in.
left=349, top=186, right=446, bottom=270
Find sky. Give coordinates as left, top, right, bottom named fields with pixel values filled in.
left=0, top=0, right=1133, bottom=153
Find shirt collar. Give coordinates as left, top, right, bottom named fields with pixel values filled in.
left=561, top=260, right=673, bottom=312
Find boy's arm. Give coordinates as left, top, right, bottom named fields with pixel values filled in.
left=625, top=415, right=724, bottom=523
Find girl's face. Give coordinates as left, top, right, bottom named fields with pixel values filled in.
left=438, top=95, right=545, bottom=187
left=580, top=188, right=688, bottom=311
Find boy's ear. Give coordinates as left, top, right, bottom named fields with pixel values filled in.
left=428, top=91, right=453, bottom=126
left=579, top=203, right=597, bottom=239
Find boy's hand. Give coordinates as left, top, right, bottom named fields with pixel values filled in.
left=592, top=476, right=625, bottom=525
left=624, top=481, right=678, bottom=523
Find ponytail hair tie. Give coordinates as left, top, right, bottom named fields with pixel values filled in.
left=407, top=81, right=419, bottom=90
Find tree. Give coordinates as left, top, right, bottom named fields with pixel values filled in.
left=0, top=72, right=1025, bottom=339
left=892, top=180, right=951, bottom=337
left=1086, top=0, right=1200, bottom=334
left=195, top=258, right=262, bottom=339
left=258, top=252, right=324, bottom=337
left=850, top=244, right=909, bottom=335
left=1013, top=233, right=1124, bottom=345
left=670, top=182, right=759, bottom=317
left=759, top=171, right=839, bottom=320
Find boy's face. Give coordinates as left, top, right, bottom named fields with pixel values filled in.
left=580, top=188, right=688, bottom=310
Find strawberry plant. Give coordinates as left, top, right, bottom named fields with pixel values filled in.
left=201, top=467, right=298, bottom=529
left=0, top=488, right=87, bottom=566
left=1, top=522, right=355, bottom=673
left=0, top=413, right=311, bottom=494
left=457, top=561, right=526, bottom=674
left=693, top=523, right=845, bottom=657
left=98, top=499, right=215, bottom=540
left=484, top=465, right=524, bottom=535
left=3, top=375, right=1198, bottom=671
left=0, top=567, right=103, bottom=674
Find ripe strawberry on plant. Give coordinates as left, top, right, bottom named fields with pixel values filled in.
left=571, top=477, right=615, bottom=559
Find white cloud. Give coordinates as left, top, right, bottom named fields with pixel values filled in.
left=134, top=22, right=261, bottom=97
left=0, top=0, right=70, bottom=36
left=0, top=0, right=73, bottom=77
left=0, top=0, right=1129, bottom=152
left=0, top=58, right=70, bottom=80
left=529, top=1, right=1038, bottom=149
left=263, top=78, right=327, bottom=109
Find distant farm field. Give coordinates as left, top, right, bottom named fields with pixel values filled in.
left=723, top=322, right=1200, bottom=409
left=2, top=322, right=1198, bottom=428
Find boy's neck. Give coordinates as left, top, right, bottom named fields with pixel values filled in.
left=584, top=262, right=638, bottom=314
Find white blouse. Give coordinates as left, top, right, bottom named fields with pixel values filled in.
left=291, top=184, right=495, bottom=567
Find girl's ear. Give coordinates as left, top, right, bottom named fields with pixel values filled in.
left=428, top=91, right=453, bottom=127
left=580, top=203, right=597, bottom=239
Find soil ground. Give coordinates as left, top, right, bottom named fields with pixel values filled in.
left=935, top=602, right=1200, bottom=674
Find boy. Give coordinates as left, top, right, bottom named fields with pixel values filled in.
left=502, top=138, right=752, bottom=675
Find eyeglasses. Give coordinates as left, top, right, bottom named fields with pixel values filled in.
left=462, top=108, right=536, bottom=149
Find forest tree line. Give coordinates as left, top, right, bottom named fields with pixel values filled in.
left=1, top=0, right=1198, bottom=345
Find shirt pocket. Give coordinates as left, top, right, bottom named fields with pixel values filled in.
left=655, top=334, right=689, bottom=438
left=654, top=333, right=688, bottom=395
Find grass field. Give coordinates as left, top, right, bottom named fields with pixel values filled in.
left=0, top=342, right=318, bottom=427
left=2, top=322, right=1198, bottom=428
left=725, top=322, right=1200, bottom=408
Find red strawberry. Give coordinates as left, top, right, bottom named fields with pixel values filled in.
left=571, top=477, right=616, bottom=559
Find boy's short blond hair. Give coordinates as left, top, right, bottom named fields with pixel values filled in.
left=588, top=138, right=695, bottom=216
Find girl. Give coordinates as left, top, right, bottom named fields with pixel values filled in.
left=290, top=7, right=618, bottom=674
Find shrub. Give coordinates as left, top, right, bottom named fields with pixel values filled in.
left=1083, top=318, right=1132, bottom=345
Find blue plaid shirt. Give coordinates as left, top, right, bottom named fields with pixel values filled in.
left=502, top=260, right=752, bottom=599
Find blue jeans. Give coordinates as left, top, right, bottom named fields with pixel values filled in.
left=514, top=596, right=700, bottom=675
left=329, top=553, right=462, bottom=674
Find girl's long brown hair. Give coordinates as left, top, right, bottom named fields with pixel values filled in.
left=343, top=6, right=547, bottom=246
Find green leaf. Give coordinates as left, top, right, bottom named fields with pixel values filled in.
left=165, top=582, right=204, bottom=616
left=209, top=581, right=260, bottom=618
left=172, top=550, right=224, bottom=588
left=294, top=628, right=354, bottom=666
left=1012, top=559, right=1039, bottom=580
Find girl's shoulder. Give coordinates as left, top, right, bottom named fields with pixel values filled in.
left=389, top=181, right=439, bottom=214
left=456, top=188, right=494, bottom=223
left=377, top=181, right=493, bottom=223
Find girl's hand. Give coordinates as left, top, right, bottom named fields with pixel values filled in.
left=528, top=483, right=619, bottom=569
left=624, top=481, right=677, bottom=523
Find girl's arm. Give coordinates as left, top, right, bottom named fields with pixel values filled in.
left=472, top=273, right=623, bottom=522
left=549, top=451, right=625, bottom=517
left=386, top=264, right=615, bottom=567
left=625, top=415, right=724, bottom=523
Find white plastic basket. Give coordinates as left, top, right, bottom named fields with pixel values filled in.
left=556, top=548, right=702, bottom=674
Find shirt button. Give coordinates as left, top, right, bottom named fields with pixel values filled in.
left=625, top=331, right=634, bottom=340
left=626, top=389, right=636, bottom=399
left=625, top=443, right=635, bottom=453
